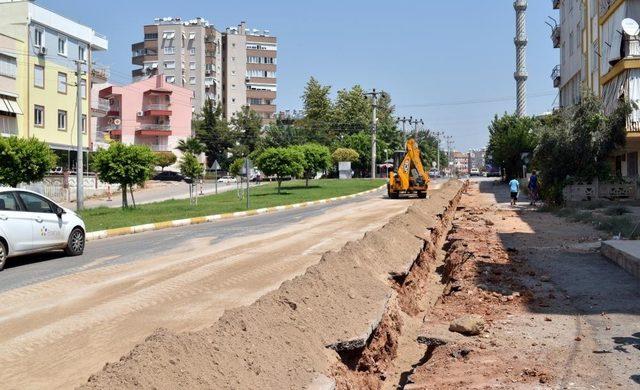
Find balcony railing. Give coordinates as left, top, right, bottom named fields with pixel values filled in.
left=551, top=26, right=560, bottom=48
left=136, top=143, right=169, bottom=151
left=95, top=98, right=110, bottom=111
left=102, top=124, right=121, bottom=132
left=138, top=124, right=171, bottom=131
left=551, top=65, right=561, bottom=88
left=143, top=104, right=171, bottom=111
left=0, top=128, right=18, bottom=136
left=91, top=67, right=109, bottom=82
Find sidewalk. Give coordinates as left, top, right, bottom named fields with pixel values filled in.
left=61, top=180, right=258, bottom=209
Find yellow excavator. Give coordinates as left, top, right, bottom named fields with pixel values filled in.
left=387, top=138, right=430, bottom=199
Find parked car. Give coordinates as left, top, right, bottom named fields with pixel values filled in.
left=217, top=176, right=237, bottom=183
left=428, top=169, right=441, bottom=179
left=153, top=171, right=184, bottom=181
left=0, top=188, right=86, bottom=271
left=470, top=168, right=481, bottom=176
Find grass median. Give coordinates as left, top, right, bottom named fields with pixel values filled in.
left=81, top=179, right=387, bottom=232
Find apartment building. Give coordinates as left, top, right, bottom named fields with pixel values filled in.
left=0, top=0, right=108, bottom=161
left=552, top=0, right=639, bottom=177
left=132, top=19, right=277, bottom=123
left=97, top=75, right=192, bottom=161
left=0, top=32, right=21, bottom=137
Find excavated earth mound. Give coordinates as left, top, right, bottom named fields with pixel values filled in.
left=81, top=180, right=464, bottom=390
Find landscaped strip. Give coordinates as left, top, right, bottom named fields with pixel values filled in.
left=85, top=180, right=386, bottom=241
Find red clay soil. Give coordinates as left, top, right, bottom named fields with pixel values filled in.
left=81, top=181, right=465, bottom=390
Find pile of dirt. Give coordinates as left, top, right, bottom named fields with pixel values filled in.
left=81, top=181, right=464, bottom=390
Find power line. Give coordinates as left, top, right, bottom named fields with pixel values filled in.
left=396, top=92, right=556, bottom=108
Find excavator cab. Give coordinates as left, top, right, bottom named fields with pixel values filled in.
left=387, top=139, right=430, bottom=199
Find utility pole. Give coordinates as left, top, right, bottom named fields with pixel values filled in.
left=514, top=0, right=528, bottom=117
left=445, top=135, right=454, bottom=176
left=75, top=60, right=84, bottom=211
left=397, top=116, right=411, bottom=144
left=410, top=118, right=423, bottom=139
left=364, top=89, right=384, bottom=179
left=434, top=131, right=442, bottom=173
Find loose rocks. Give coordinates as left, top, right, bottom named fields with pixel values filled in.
left=449, top=314, right=485, bottom=336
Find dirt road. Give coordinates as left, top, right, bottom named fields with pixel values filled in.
left=0, top=191, right=414, bottom=389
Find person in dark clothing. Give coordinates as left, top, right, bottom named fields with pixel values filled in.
left=528, top=171, right=539, bottom=206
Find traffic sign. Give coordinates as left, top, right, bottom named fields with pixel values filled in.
left=210, top=160, right=221, bottom=171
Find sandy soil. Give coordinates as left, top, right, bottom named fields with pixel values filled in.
left=0, top=193, right=412, bottom=389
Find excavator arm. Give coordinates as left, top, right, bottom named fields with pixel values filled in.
left=388, top=138, right=430, bottom=198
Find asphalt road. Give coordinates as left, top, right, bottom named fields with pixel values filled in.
left=0, top=179, right=444, bottom=293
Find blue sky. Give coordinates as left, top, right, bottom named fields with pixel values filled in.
left=38, top=0, right=559, bottom=151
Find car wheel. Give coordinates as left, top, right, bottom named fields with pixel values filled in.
left=65, top=227, right=85, bottom=256
left=0, top=240, right=7, bottom=271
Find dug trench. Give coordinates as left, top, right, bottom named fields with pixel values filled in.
left=81, top=180, right=467, bottom=390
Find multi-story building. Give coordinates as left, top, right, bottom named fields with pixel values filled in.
left=131, top=17, right=222, bottom=115
left=0, top=0, right=108, bottom=163
left=223, top=21, right=277, bottom=123
left=552, top=0, right=639, bottom=177
left=131, top=18, right=277, bottom=123
left=97, top=75, right=193, bottom=159
left=0, top=32, right=22, bottom=137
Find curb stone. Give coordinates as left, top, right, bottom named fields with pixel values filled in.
left=85, top=185, right=386, bottom=242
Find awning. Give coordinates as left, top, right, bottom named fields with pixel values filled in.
left=189, top=32, right=196, bottom=40
left=0, top=97, right=22, bottom=115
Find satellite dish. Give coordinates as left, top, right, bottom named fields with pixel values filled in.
left=622, top=18, right=640, bottom=36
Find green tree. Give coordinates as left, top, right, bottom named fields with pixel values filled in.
left=154, top=151, right=177, bottom=171
left=177, top=137, right=206, bottom=155
left=228, top=158, right=245, bottom=177
left=260, top=121, right=309, bottom=149
left=179, top=152, right=204, bottom=180
left=294, top=144, right=332, bottom=187
left=415, top=130, right=448, bottom=170
left=487, top=114, right=539, bottom=179
left=0, top=136, right=56, bottom=188
left=375, top=92, right=403, bottom=151
left=533, top=94, right=631, bottom=203
left=92, top=143, right=156, bottom=208
left=231, top=106, right=263, bottom=157
left=255, top=147, right=305, bottom=194
left=331, top=85, right=371, bottom=135
left=195, top=99, right=234, bottom=169
left=331, top=148, right=359, bottom=163
left=299, top=77, right=333, bottom=144
left=336, top=132, right=389, bottom=177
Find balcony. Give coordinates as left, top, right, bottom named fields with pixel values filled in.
left=143, top=104, right=172, bottom=116
left=600, top=0, right=617, bottom=17
left=136, top=143, right=169, bottom=151
left=91, top=98, right=111, bottom=117
left=91, top=67, right=109, bottom=84
left=102, top=124, right=121, bottom=137
left=552, top=0, right=560, bottom=9
left=551, top=65, right=561, bottom=88
left=136, top=124, right=172, bottom=136
left=551, top=26, right=560, bottom=49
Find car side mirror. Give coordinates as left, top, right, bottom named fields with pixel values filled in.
left=55, top=206, right=64, bottom=217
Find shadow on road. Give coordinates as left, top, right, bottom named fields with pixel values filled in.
left=6, top=251, right=68, bottom=270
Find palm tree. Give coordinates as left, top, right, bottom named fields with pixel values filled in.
left=177, top=137, right=206, bottom=155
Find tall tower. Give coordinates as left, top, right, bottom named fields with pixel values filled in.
left=514, top=0, right=528, bottom=117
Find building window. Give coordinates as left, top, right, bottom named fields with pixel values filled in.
left=248, top=98, right=262, bottom=105
left=0, top=54, right=17, bottom=78
left=34, top=105, right=44, bottom=127
left=78, top=45, right=86, bottom=62
left=189, top=47, right=196, bottom=55
left=81, top=79, right=87, bottom=99
left=58, top=36, right=67, bottom=56
left=190, top=61, right=196, bottom=70
left=189, top=76, right=196, bottom=84
left=34, top=28, right=44, bottom=47
left=82, top=114, right=87, bottom=133
left=57, top=110, right=67, bottom=130
left=57, top=72, right=67, bottom=94
left=165, top=76, right=175, bottom=83
left=163, top=46, right=175, bottom=55
left=162, top=31, right=176, bottom=40
left=34, top=65, right=44, bottom=88
left=164, top=60, right=175, bottom=69
left=144, top=32, right=158, bottom=40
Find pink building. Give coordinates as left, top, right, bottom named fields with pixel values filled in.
left=98, top=75, right=193, bottom=156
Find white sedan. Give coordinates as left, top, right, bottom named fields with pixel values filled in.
left=217, top=176, right=237, bottom=184
left=0, top=188, right=86, bottom=271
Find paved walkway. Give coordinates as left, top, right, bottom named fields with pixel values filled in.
left=61, top=180, right=259, bottom=209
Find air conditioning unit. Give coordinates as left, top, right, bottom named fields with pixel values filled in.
left=38, top=46, right=47, bottom=56
left=136, top=111, right=144, bottom=117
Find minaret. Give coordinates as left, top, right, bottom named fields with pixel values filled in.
left=514, top=0, right=528, bottom=117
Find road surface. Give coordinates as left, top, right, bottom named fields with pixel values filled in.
left=0, top=180, right=445, bottom=389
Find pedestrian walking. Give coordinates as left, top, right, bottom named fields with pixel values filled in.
left=528, top=171, right=539, bottom=206
left=509, top=177, right=519, bottom=206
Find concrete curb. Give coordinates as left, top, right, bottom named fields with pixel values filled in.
left=85, top=185, right=386, bottom=242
